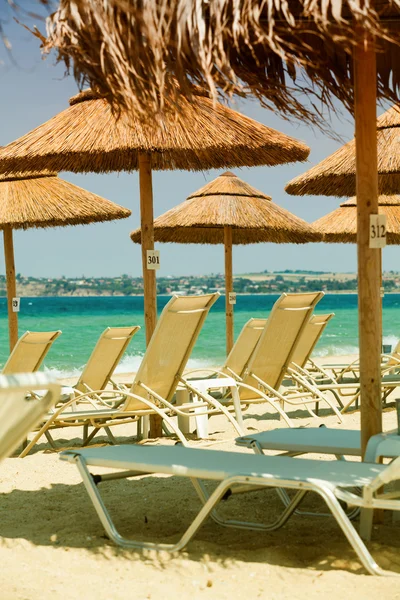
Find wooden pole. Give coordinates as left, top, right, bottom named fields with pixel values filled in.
left=224, top=226, right=234, bottom=355
left=138, top=152, right=161, bottom=437
left=354, top=33, right=382, bottom=456
left=3, top=225, right=18, bottom=352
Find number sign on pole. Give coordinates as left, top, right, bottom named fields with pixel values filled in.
left=146, top=250, right=160, bottom=270
left=369, top=214, right=387, bottom=249
left=12, top=297, right=20, bottom=312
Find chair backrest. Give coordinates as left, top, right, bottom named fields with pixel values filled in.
left=126, top=293, right=220, bottom=410
left=240, top=292, right=324, bottom=398
left=290, top=313, right=334, bottom=369
left=75, top=326, right=140, bottom=393
left=2, top=331, right=62, bottom=375
left=384, top=339, right=400, bottom=369
left=0, top=373, right=60, bottom=460
left=222, top=318, right=267, bottom=378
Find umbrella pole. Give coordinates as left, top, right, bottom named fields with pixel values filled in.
left=138, top=152, right=161, bottom=437
left=3, top=225, right=18, bottom=352
left=354, top=34, right=382, bottom=456
left=224, top=226, right=234, bottom=355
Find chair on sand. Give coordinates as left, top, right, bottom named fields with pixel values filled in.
left=1, top=330, right=62, bottom=374
left=185, top=317, right=267, bottom=380
left=236, top=426, right=400, bottom=540
left=197, top=292, right=342, bottom=426
left=19, top=293, right=243, bottom=457
left=60, top=443, right=400, bottom=576
left=0, top=373, right=60, bottom=459
left=72, top=326, right=140, bottom=397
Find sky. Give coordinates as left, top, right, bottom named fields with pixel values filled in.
left=0, top=3, right=397, bottom=278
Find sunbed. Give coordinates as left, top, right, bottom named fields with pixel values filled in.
left=200, top=292, right=342, bottom=426
left=2, top=330, right=62, bottom=374
left=185, top=317, right=267, bottom=380
left=19, top=293, right=243, bottom=457
left=72, top=326, right=140, bottom=397
left=0, top=373, right=60, bottom=459
left=236, top=426, right=400, bottom=539
left=60, top=444, right=400, bottom=576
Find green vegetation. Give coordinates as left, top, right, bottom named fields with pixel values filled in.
left=1, top=271, right=399, bottom=297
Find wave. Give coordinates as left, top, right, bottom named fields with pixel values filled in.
left=314, top=344, right=359, bottom=357
left=44, top=352, right=219, bottom=380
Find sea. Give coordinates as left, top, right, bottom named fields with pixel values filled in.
left=1, top=294, right=400, bottom=378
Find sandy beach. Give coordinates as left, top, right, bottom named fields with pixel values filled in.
left=0, top=355, right=399, bottom=599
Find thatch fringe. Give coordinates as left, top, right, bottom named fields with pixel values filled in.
left=131, top=171, right=321, bottom=245
left=285, top=104, right=400, bottom=197
left=42, top=1, right=400, bottom=127
left=0, top=90, right=309, bottom=175
left=312, top=195, right=400, bottom=243
left=0, top=174, right=131, bottom=230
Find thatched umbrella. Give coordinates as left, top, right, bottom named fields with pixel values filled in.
left=130, top=171, right=321, bottom=355
left=43, top=1, right=400, bottom=128
left=0, top=90, right=309, bottom=340
left=285, top=106, right=400, bottom=197
left=0, top=171, right=131, bottom=351
left=0, top=89, right=309, bottom=437
left=40, top=1, right=400, bottom=452
left=313, top=195, right=400, bottom=244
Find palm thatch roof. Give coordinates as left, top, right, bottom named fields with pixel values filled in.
left=313, top=195, right=400, bottom=243
left=0, top=172, right=131, bottom=230
left=130, top=172, right=321, bottom=245
left=42, top=1, right=400, bottom=127
left=285, top=105, right=400, bottom=197
left=0, top=89, right=309, bottom=176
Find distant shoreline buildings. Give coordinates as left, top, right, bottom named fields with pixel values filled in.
left=2, top=270, right=400, bottom=297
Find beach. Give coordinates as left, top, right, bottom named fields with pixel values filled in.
left=0, top=353, right=399, bottom=599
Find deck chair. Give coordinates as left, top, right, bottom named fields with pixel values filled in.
left=288, top=313, right=335, bottom=377
left=73, top=326, right=140, bottom=396
left=185, top=318, right=267, bottom=381
left=236, top=425, right=400, bottom=526
left=2, top=330, right=62, bottom=374
left=208, top=293, right=342, bottom=426
left=19, top=294, right=243, bottom=457
left=0, top=373, right=60, bottom=459
left=60, top=444, right=400, bottom=576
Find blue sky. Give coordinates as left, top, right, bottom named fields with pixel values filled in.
left=0, top=4, right=396, bottom=278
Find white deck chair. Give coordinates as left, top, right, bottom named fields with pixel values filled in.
left=2, top=330, right=62, bottom=374
left=216, top=293, right=342, bottom=426
left=60, top=444, right=400, bottom=576
left=236, top=425, right=400, bottom=531
left=0, top=373, right=60, bottom=459
left=20, top=293, right=243, bottom=457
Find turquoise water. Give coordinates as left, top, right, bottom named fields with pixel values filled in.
left=1, top=294, right=400, bottom=377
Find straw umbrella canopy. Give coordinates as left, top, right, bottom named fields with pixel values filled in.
left=285, top=106, right=400, bottom=197
left=313, top=195, right=400, bottom=244
left=0, top=88, right=309, bottom=339
left=39, top=0, right=400, bottom=463
left=130, top=171, right=321, bottom=354
left=43, top=1, right=400, bottom=128
left=0, top=89, right=309, bottom=437
left=0, top=171, right=131, bottom=351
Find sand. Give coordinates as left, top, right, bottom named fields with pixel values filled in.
left=0, top=355, right=399, bottom=599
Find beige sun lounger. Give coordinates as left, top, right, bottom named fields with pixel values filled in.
left=20, top=293, right=243, bottom=457
left=73, top=326, right=140, bottom=396
left=199, top=293, right=342, bottom=426
left=289, top=313, right=334, bottom=373
left=0, top=373, right=60, bottom=460
left=185, top=317, right=267, bottom=381
left=60, top=443, right=400, bottom=576
left=2, top=330, right=62, bottom=375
